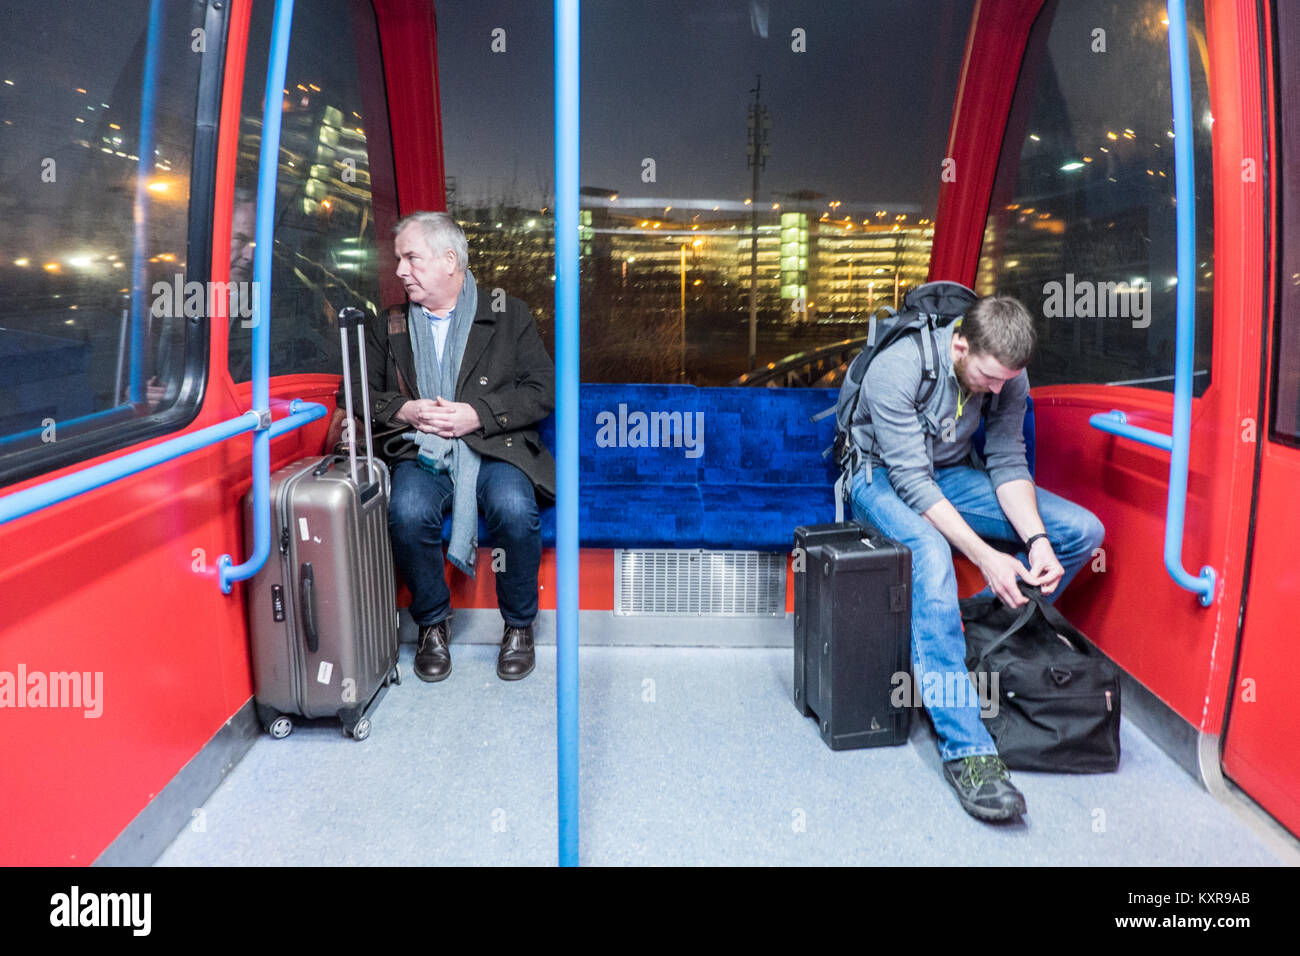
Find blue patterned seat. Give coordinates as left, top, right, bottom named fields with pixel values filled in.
left=446, top=385, right=1034, bottom=551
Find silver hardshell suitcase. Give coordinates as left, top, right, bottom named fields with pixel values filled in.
left=244, top=308, right=400, bottom=740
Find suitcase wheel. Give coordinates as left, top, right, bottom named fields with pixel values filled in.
left=268, top=715, right=293, bottom=739
left=346, top=716, right=372, bottom=741
left=387, top=664, right=401, bottom=687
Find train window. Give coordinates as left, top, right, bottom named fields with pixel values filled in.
left=0, top=1, right=215, bottom=488
left=437, top=0, right=974, bottom=385
left=1273, top=1, right=1300, bottom=445
left=227, top=0, right=399, bottom=383
left=976, top=0, right=1214, bottom=396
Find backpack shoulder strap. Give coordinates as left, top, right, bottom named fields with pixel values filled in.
left=910, top=320, right=943, bottom=408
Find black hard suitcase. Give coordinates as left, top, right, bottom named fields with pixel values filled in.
left=244, top=308, right=400, bottom=741
left=792, top=521, right=912, bottom=750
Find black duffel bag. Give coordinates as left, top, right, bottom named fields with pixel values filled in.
left=960, top=583, right=1120, bottom=773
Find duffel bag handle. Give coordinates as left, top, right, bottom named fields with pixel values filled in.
left=976, top=582, right=1089, bottom=661
left=978, top=597, right=1039, bottom=660
left=1021, top=583, right=1094, bottom=651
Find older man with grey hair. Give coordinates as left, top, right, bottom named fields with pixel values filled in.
left=338, top=211, right=555, bottom=682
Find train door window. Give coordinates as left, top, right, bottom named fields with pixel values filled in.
left=437, top=0, right=975, bottom=385
left=976, top=0, right=1215, bottom=395
left=1273, top=0, right=1300, bottom=444
left=0, top=1, right=216, bottom=488
left=227, top=0, right=400, bottom=383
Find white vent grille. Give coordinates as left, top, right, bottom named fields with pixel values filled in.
left=614, top=549, right=786, bottom=617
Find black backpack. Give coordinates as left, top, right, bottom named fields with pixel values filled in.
left=960, top=584, right=1121, bottom=773
left=822, top=281, right=979, bottom=519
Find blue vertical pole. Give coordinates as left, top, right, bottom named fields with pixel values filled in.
left=128, top=0, right=165, bottom=404
left=219, top=0, right=296, bottom=594
left=1164, top=0, right=1216, bottom=606
left=555, top=0, right=580, bottom=867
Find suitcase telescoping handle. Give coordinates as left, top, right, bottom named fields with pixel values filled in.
left=299, top=562, right=319, bottom=653
left=337, top=307, right=378, bottom=492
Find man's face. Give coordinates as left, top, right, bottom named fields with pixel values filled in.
left=230, top=201, right=256, bottom=282
left=951, top=334, right=1022, bottom=394
left=395, top=225, right=460, bottom=311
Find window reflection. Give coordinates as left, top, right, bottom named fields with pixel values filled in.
left=1274, top=2, right=1300, bottom=443
left=0, top=0, right=205, bottom=476
left=977, top=0, right=1214, bottom=395
left=437, top=0, right=974, bottom=385
left=227, top=0, right=399, bottom=383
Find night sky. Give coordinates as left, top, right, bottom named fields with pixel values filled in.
left=436, top=0, right=973, bottom=211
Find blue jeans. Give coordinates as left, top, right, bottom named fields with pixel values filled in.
left=388, top=458, right=541, bottom=628
left=849, top=465, right=1105, bottom=762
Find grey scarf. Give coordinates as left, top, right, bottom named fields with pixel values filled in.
left=404, top=269, right=481, bottom=577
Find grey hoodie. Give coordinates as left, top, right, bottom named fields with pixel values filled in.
left=852, top=322, right=1031, bottom=513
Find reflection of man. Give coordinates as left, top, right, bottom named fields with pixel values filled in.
left=847, top=296, right=1105, bottom=823
left=225, top=185, right=368, bottom=379
left=339, top=211, right=555, bottom=683
left=230, top=187, right=256, bottom=283
left=147, top=188, right=257, bottom=409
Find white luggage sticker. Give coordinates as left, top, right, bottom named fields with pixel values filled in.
left=298, top=517, right=310, bottom=541
left=316, top=661, right=334, bottom=684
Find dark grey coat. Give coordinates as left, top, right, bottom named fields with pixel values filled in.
left=338, top=291, right=556, bottom=505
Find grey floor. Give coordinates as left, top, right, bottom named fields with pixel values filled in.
left=156, top=644, right=1288, bottom=866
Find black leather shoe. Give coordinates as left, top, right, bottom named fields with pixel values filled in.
left=414, top=620, right=451, bottom=682
left=497, top=624, right=535, bottom=681
left=942, top=755, right=1027, bottom=822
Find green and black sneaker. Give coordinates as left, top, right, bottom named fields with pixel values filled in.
left=942, top=755, right=1027, bottom=822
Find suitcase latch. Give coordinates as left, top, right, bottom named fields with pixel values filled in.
left=889, top=584, right=907, bottom=613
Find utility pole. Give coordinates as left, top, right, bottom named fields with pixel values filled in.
left=680, top=243, right=687, bottom=380
left=746, top=75, right=770, bottom=371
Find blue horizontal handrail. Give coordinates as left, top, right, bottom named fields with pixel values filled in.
left=1089, top=409, right=1174, bottom=452
left=0, top=0, right=319, bottom=602
left=1087, top=0, right=1215, bottom=608
left=0, top=403, right=325, bottom=528
left=0, top=405, right=138, bottom=452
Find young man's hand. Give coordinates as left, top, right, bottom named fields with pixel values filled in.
left=1024, top=538, right=1065, bottom=594
left=977, top=548, right=1033, bottom=608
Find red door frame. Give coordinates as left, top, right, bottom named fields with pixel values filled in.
left=1220, top=0, right=1300, bottom=838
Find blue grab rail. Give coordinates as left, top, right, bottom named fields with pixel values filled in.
left=555, top=0, right=580, bottom=868
left=217, top=0, right=297, bottom=594
left=1089, top=409, right=1174, bottom=452
left=1087, top=0, right=1216, bottom=607
left=0, top=0, right=324, bottom=596
left=0, top=404, right=322, bottom=527
left=128, top=0, right=165, bottom=405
